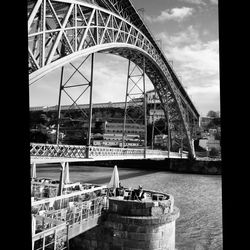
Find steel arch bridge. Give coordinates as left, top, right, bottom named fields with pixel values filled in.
left=28, top=0, right=200, bottom=159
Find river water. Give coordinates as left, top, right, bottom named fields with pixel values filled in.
left=36, top=164, right=223, bottom=250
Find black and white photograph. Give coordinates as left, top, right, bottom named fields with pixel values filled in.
left=27, top=0, right=222, bottom=249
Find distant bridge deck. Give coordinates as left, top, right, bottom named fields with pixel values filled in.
left=30, top=143, right=188, bottom=164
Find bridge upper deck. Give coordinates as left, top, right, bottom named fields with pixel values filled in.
left=30, top=143, right=188, bottom=164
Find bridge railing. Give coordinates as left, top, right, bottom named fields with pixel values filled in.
left=31, top=180, right=59, bottom=199
left=32, top=215, right=68, bottom=250
left=32, top=185, right=108, bottom=244
left=30, top=143, right=188, bottom=159
left=30, top=143, right=87, bottom=158
left=89, top=146, right=144, bottom=158
left=31, top=185, right=106, bottom=213
left=146, top=149, right=168, bottom=156
left=44, top=196, right=106, bottom=239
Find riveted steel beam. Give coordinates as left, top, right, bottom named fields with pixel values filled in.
left=28, top=0, right=199, bottom=158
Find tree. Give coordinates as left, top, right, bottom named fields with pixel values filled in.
left=39, top=113, right=50, bottom=125
left=206, top=117, right=220, bottom=130
left=30, top=130, right=49, bottom=143
left=154, top=118, right=167, bottom=134
left=93, top=121, right=104, bottom=134
left=207, top=110, right=218, bottom=118
left=209, top=147, right=220, bottom=157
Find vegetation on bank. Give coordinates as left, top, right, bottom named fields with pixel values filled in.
left=29, top=107, right=221, bottom=160
left=30, top=106, right=172, bottom=148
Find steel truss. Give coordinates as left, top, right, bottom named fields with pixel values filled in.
left=150, top=90, right=171, bottom=156
left=30, top=142, right=188, bottom=159
left=122, top=57, right=147, bottom=154
left=55, top=53, right=94, bottom=157
left=28, top=0, right=199, bottom=157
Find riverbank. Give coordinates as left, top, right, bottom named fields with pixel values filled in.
left=73, top=158, right=222, bottom=175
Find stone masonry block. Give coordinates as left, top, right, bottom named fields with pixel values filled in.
left=124, top=239, right=148, bottom=249
left=127, top=232, right=148, bottom=241
left=128, top=224, right=138, bottom=232
left=91, top=240, right=97, bottom=248
left=136, top=226, right=147, bottom=233
left=110, top=246, right=123, bottom=250
left=151, top=206, right=164, bottom=216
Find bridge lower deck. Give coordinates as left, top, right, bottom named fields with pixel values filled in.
left=31, top=153, right=187, bottom=164
left=30, top=143, right=188, bottom=164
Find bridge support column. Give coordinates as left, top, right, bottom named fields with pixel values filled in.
left=122, top=56, right=147, bottom=156
left=143, top=56, right=147, bottom=158
left=86, top=53, right=95, bottom=158
left=165, top=89, right=171, bottom=158
left=31, top=162, right=36, bottom=179
left=53, top=53, right=96, bottom=154
left=122, top=59, right=130, bottom=148
left=58, top=162, right=65, bottom=197
left=56, top=66, right=64, bottom=144
left=180, top=124, right=183, bottom=158
left=151, top=92, right=156, bottom=149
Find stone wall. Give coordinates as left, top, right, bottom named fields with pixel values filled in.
left=108, top=196, right=173, bottom=217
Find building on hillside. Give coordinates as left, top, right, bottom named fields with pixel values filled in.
left=148, top=109, right=165, bottom=124
left=200, top=117, right=214, bottom=129
left=93, top=122, right=145, bottom=148
left=154, top=134, right=168, bottom=147
left=29, top=101, right=126, bottom=112
left=47, top=129, right=65, bottom=143
left=207, top=139, right=220, bottom=151
left=146, top=89, right=161, bottom=104
left=93, top=133, right=141, bottom=147
left=199, top=134, right=220, bottom=152
left=208, top=128, right=217, bottom=134
left=105, top=122, right=145, bottom=135
left=146, top=89, right=166, bottom=125
left=30, top=106, right=49, bottom=112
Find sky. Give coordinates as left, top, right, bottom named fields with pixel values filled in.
left=29, top=0, right=220, bottom=117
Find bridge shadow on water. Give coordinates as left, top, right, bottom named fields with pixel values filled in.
left=36, top=162, right=162, bottom=185
left=84, top=170, right=161, bottom=185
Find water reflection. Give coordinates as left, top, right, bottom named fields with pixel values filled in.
left=36, top=164, right=222, bottom=250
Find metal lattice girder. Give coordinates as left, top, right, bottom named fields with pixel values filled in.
left=149, top=89, right=171, bottom=152
left=28, top=0, right=199, bottom=157
left=30, top=143, right=188, bottom=159
left=30, top=143, right=87, bottom=158
left=122, top=58, right=147, bottom=149
left=55, top=54, right=95, bottom=145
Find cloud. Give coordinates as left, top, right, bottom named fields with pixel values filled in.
left=146, top=7, right=194, bottom=23
left=170, top=40, right=219, bottom=78
left=180, top=0, right=206, bottom=5
left=180, top=0, right=218, bottom=5
left=189, top=86, right=220, bottom=116
left=159, top=25, right=200, bottom=46
left=158, top=26, right=219, bottom=81
left=210, top=0, right=218, bottom=4
left=156, top=26, right=220, bottom=113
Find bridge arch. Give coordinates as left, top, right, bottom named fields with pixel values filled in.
left=28, top=0, right=199, bottom=157
left=29, top=43, right=153, bottom=84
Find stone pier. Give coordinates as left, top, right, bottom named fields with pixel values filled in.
left=70, top=191, right=180, bottom=250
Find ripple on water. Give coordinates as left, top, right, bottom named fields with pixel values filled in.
left=36, top=166, right=222, bottom=250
